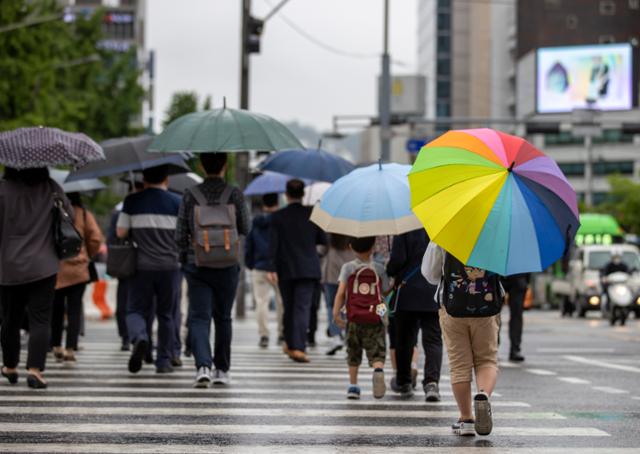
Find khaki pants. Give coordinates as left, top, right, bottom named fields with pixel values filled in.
left=252, top=270, right=283, bottom=339
left=439, top=307, right=499, bottom=384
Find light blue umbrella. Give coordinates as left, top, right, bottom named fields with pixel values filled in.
left=243, top=171, right=310, bottom=196
left=259, top=148, right=354, bottom=183
left=310, top=163, right=422, bottom=237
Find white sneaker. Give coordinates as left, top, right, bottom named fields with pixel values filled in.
left=212, top=369, right=230, bottom=385
left=193, top=366, right=211, bottom=388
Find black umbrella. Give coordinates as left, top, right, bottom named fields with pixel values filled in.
left=66, top=136, right=189, bottom=183
left=0, top=127, right=104, bottom=169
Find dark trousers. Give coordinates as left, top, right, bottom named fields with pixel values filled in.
left=394, top=310, right=443, bottom=387
left=116, top=278, right=129, bottom=343
left=279, top=278, right=317, bottom=352
left=1, top=276, right=56, bottom=371
left=184, top=265, right=238, bottom=371
left=307, top=282, right=321, bottom=341
left=51, top=283, right=86, bottom=350
left=173, top=277, right=183, bottom=358
left=508, top=288, right=525, bottom=353
left=126, top=269, right=180, bottom=368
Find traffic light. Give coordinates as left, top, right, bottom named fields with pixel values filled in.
left=246, top=16, right=264, bottom=54
left=525, top=122, right=560, bottom=134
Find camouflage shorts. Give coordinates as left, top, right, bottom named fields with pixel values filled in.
left=346, top=323, right=386, bottom=367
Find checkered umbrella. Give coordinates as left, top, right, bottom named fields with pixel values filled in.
left=0, top=126, right=104, bottom=169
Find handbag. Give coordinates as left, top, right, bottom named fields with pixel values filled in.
left=106, top=238, right=138, bottom=278
left=385, top=266, right=421, bottom=317
left=51, top=186, right=83, bottom=260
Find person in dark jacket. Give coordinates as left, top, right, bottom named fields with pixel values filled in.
left=386, top=228, right=443, bottom=401
left=268, top=179, right=327, bottom=363
left=245, top=192, right=283, bottom=348
left=0, top=167, right=72, bottom=389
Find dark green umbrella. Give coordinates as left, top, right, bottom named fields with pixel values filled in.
left=148, top=106, right=302, bottom=153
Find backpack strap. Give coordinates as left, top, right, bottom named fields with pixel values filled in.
left=190, top=185, right=208, bottom=206
left=352, top=265, right=380, bottom=296
left=219, top=185, right=234, bottom=205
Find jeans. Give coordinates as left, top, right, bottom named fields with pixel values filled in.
left=252, top=270, right=283, bottom=339
left=394, top=310, right=443, bottom=387
left=278, top=279, right=317, bottom=352
left=184, top=264, right=239, bottom=371
left=51, top=283, right=86, bottom=350
left=1, top=275, right=56, bottom=371
left=323, top=283, right=341, bottom=337
left=116, top=278, right=129, bottom=343
left=126, top=269, right=181, bottom=368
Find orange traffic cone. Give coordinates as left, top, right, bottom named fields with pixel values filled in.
left=92, top=279, right=113, bottom=320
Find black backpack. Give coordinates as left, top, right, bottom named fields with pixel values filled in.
left=441, top=253, right=503, bottom=318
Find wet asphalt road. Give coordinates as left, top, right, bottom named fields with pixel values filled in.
left=0, top=306, right=639, bottom=453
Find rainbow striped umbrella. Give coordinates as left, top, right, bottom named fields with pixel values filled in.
left=409, top=128, right=579, bottom=276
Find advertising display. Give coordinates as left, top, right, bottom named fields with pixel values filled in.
left=536, top=43, right=633, bottom=113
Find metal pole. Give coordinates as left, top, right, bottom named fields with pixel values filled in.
left=379, top=0, right=391, bottom=162
left=584, top=135, right=594, bottom=207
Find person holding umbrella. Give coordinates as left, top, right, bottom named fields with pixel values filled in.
left=0, top=127, right=104, bottom=389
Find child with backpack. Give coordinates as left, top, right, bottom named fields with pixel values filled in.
left=333, top=237, right=390, bottom=400
left=422, top=241, right=502, bottom=437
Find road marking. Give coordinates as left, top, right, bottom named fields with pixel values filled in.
left=0, top=422, right=609, bottom=437
left=592, top=386, right=629, bottom=395
left=525, top=369, right=557, bottom=376
left=0, top=406, right=562, bottom=419
left=557, top=377, right=591, bottom=385
left=0, top=395, right=530, bottom=407
left=0, top=446, right=633, bottom=454
left=564, top=355, right=640, bottom=374
left=537, top=348, right=615, bottom=353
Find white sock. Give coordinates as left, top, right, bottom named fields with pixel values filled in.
left=411, top=362, right=418, bottom=370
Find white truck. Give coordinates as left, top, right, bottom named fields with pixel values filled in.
left=550, top=244, right=640, bottom=317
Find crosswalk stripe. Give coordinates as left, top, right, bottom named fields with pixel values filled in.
left=0, top=445, right=633, bottom=454
left=0, top=422, right=610, bottom=436
left=0, top=406, right=564, bottom=419
left=0, top=395, right=532, bottom=407
left=564, top=355, right=640, bottom=374
left=525, top=369, right=557, bottom=376
left=591, top=386, right=629, bottom=394
left=557, top=377, right=591, bottom=385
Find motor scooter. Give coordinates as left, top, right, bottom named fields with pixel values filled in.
left=601, top=272, right=633, bottom=326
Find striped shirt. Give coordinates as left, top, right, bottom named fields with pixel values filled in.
left=117, top=188, right=181, bottom=271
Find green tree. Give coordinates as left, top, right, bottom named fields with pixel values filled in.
left=598, top=176, right=640, bottom=234
left=202, top=95, right=212, bottom=111
left=163, top=91, right=198, bottom=127
left=0, top=0, right=144, bottom=140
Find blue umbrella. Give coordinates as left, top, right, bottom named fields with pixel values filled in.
left=310, top=163, right=422, bottom=237
left=243, top=171, right=311, bottom=196
left=259, top=148, right=354, bottom=183
left=66, top=136, right=189, bottom=182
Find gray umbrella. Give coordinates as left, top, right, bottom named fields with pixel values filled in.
left=0, top=126, right=104, bottom=169
left=49, top=169, right=106, bottom=193
left=66, top=136, right=189, bottom=182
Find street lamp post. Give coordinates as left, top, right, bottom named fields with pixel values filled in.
left=379, top=0, right=391, bottom=162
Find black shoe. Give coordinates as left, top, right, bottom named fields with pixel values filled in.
left=156, top=365, right=174, bottom=374
left=171, top=357, right=183, bottom=368
left=277, top=336, right=285, bottom=345
left=259, top=336, right=269, bottom=348
left=509, top=351, right=525, bottom=362
left=184, top=347, right=192, bottom=358
left=128, top=340, right=148, bottom=373
left=1, top=367, right=18, bottom=385
left=144, top=352, right=154, bottom=365
left=120, top=340, right=130, bottom=352
left=390, top=376, right=414, bottom=398
left=26, top=374, right=47, bottom=389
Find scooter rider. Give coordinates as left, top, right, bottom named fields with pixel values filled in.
left=601, top=254, right=629, bottom=310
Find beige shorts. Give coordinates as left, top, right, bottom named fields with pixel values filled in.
left=439, top=307, right=500, bottom=384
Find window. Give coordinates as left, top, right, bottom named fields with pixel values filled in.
left=437, top=57, right=451, bottom=76
left=593, top=161, right=634, bottom=175
left=599, top=0, right=616, bottom=15
left=558, top=162, right=585, bottom=176
left=592, top=192, right=611, bottom=206
left=437, top=35, right=451, bottom=54
left=630, top=0, right=640, bottom=10
left=436, top=101, right=451, bottom=118
left=437, top=80, right=451, bottom=98
left=437, top=13, right=451, bottom=32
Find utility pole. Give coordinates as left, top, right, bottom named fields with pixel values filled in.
left=379, top=0, right=392, bottom=162
left=240, top=0, right=251, bottom=109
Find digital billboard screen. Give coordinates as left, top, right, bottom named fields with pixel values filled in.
left=536, top=43, right=633, bottom=113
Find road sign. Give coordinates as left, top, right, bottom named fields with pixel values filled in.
left=406, top=138, right=427, bottom=154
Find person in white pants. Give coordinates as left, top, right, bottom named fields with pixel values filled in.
left=245, top=193, right=284, bottom=348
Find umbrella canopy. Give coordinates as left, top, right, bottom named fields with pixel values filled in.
left=259, top=148, right=354, bottom=183
left=409, top=128, right=579, bottom=276
left=66, top=136, right=189, bottom=182
left=168, top=172, right=203, bottom=194
left=243, top=171, right=311, bottom=196
left=577, top=213, right=622, bottom=236
left=310, top=163, right=422, bottom=237
left=50, top=169, right=106, bottom=193
left=148, top=107, right=302, bottom=153
left=0, top=127, right=104, bottom=169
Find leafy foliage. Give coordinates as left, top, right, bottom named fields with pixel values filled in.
left=597, top=176, right=640, bottom=234
left=163, top=91, right=198, bottom=127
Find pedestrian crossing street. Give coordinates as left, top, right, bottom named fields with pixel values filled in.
left=0, top=318, right=623, bottom=453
